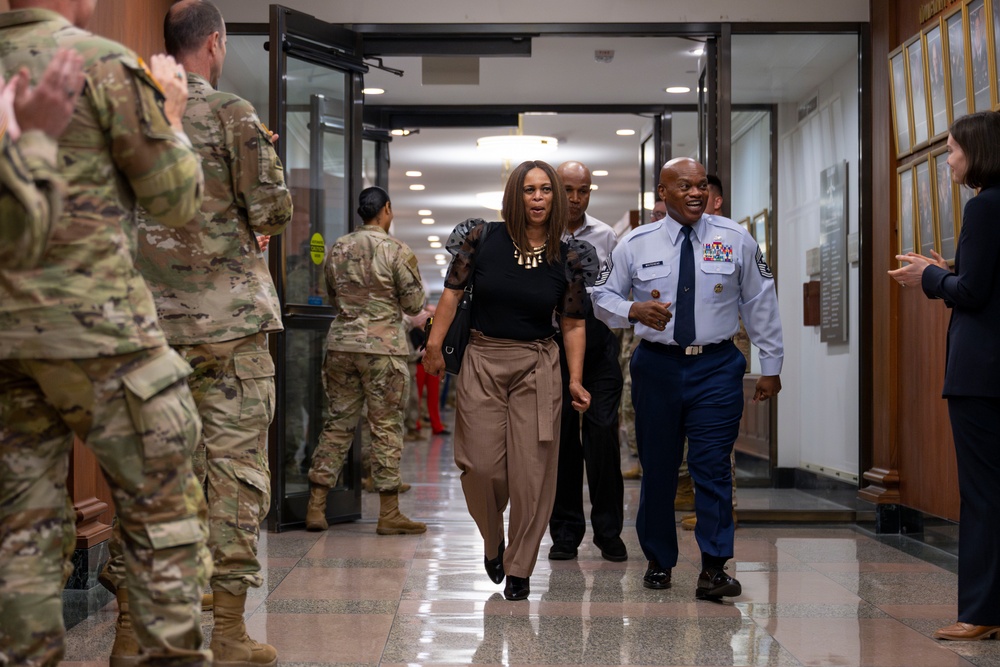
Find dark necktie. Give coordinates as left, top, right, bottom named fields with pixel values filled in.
left=674, top=226, right=696, bottom=348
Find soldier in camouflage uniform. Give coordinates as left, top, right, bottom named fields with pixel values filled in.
left=0, top=3, right=211, bottom=667
left=101, top=3, right=292, bottom=666
left=0, top=47, right=82, bottom=270
left=306, top=186, right=427, bottom=535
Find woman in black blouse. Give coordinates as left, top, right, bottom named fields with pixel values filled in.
left=424, top=160, right=593, bottom=601
left=890, top=111, right=1000, bottom=640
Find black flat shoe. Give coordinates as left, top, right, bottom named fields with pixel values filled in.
left=484, top=542, right=505, bottom=584
left=594, top=536, right=628, bottom=562
left=503, top=575, right=530, bottom=601
left=547, top=543, right=578, bottom=560
left=695, top=566, right=742, bottom=600
left=642, top=560, right=671, bottom=589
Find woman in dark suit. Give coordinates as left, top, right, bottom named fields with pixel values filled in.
left=890, top=111, right=1000, bottom=641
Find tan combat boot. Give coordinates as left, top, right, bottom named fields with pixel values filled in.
left=109, top=588, right=140, bottom=667
left=210, top=590, right=277, bottom=667
left=376, top=491, right=426, bottom=534
left=366, top=479, right=410, bottom=493
left=674, top=475, right=695, bottom=511
left=305, top=484, right=329, bottom=531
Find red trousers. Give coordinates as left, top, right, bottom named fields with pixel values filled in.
left=416, top=363, right=445, bottom=433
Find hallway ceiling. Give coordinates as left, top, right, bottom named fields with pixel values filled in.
left=223, top=27, right=857, bottom=296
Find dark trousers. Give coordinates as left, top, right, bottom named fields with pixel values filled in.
left=631, top=340, right=745, bottom=569
left=549, top=322, right=624, bottom=547
left=949, top=395, right=1000, bottom=625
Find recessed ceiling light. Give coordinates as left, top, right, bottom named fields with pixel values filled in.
left=590, top=184, right=599, bottom=191
left=362, top=87, right=384, bottom=95
left=421, top=218, right=435, bottom=225
left=430, top=241, right=443, bottom=249
left=405, top=171, right=422, bottom=177
left=390, top=129, right=405, bottom=136
left=688, top=46, right=705, bottom=56
left=418, top=209, right=432, bottom=216
left=409, top=184, right=425, bottom=191
left=593, top=170, right=608, bottom=177
left=434, top=254, right=446, bottom=260
left=427, top=235, right=440, bottom=242
left=616, top=129, right=635, bottom=136
left=435, top=259, right=447, bottom=265
left=665, top=86, right=691, bottom=94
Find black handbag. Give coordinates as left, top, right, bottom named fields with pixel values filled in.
left=427, top=221, right=496, bottom=375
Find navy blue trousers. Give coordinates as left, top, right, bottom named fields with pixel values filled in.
left=631, top=340, right=745, bottom=568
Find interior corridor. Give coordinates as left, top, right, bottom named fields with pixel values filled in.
left=60, top=416, right=994, bottom=667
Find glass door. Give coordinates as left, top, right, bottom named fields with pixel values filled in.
left=267, top=4, right=367, bottom=531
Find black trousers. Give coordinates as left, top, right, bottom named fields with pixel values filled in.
left=949, top=395, right=1000, bottom=625
left=549, top=320, right=624, bottom=547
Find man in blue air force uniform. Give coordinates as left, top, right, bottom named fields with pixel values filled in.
left=591, top=157, right=782, bottom=600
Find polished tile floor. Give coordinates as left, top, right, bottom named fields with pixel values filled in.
left=62, top=418, right=999, bottom=666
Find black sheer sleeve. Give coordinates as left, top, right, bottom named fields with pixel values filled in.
left=560, top=238, right=599, bottom=319
left=443, top=218, right=490, bottom=290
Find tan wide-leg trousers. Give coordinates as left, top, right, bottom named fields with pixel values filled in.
left=453, top=332, right=562, bottom=579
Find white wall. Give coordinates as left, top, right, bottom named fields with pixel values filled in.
left=213, top=0, right=868, bottom=25
left=775, top=56, right=860, bottom=479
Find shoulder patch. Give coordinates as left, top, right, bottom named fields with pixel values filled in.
left=756, top=246, right=773, bottom=279
left=594, top=254, right=613, bottom=286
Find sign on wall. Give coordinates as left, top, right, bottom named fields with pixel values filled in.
left=820, top=161, right=849, bottom=344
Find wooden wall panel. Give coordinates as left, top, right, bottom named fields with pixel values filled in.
left=90, top=0, right=174, bottom=61
left=866, top=0, right=962, bottom=521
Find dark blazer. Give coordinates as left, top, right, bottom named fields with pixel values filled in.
left=922, top=184, right=1000, bottom=397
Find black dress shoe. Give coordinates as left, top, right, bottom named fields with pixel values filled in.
left=642, top=560, right=671, bottom=589
left=484, top=542, right=505, bottom=584
left=594, top=536, right=628, bottom=562
left=548, top=543, right=578, bottom=560
left=504, top=575, right=530, bottom=601
left=696, top=567, right=742, bottom=600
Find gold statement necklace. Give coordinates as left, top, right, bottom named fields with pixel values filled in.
left=513, top=242, right=547, bottom=269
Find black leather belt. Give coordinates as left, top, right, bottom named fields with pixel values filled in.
left=639, top=339, right=734, bottom=357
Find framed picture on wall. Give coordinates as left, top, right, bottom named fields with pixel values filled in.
left=944, top=5, right=970, bottom=120
left=906, top=35, right=931, bottom=148
left=992, top=0, right=1000, bottom=108
left=897, top=165, right=916, bottom=256
left=925, top=21, right=950, bottom=138
left=931, top=147, right=958, bottom=261
left=753, top=209, right=770, bottom=263
left=967, top=0, right=993, bottom=111
left=738, top=217, right=751, bottom=233
left=889, top=46, right=912, bottom=157
left=915, top=159, right=937, bottom=256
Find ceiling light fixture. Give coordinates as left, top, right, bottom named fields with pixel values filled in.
left=476, top=135, right=558, bottom=161
left=390, top=129, right=412, bottom=136
left=689, top=46, right=705, bottom=56
left=593, top=170, right=609, bottom=176
left=435, top=259, right=447, bottom=265
left=616, top=129, right=636, bottom=136
left=421, top=218, right=435, bottom=225
left=418, top=209, right=432, bottom=216
left=430, top=241, right=443, bottom=249
left=409, top=184, right=425, bottom=191
left=434, top=254, right=446, bottom=261
left=590, top=184, right=599, bottom=191
left=362, top=87, right=385, bottom=95
left=405, top=170, right=422, bottom=177
left=427, top=235, right=440, bottom=242
left=665, top=86, right=691, bottom=94
left=475, top=191, right=504, bottom=211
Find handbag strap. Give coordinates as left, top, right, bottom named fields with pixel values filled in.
left=466, top=220, right=499, bottom=297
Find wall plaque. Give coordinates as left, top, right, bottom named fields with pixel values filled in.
left=820, top=161, right=849, bottom=344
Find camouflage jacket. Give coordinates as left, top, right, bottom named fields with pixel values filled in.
left=0, top=8, right=203, bottom=360
left=0, top=129, right=63, bottom=270
left=325, top=224, right=425, bottom=355
left=137, top=73, right=291, bottom=345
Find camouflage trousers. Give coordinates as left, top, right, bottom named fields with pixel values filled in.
left=618, top=329, right=638, bottom=459
left=0, top=347, right=211, bottom=667
left=310, top=351, right=407, bottom=492
left=104, top=333, right=274, bottom=597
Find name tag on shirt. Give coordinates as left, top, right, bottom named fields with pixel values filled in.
left=641, top=260, right=664, bottom=268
